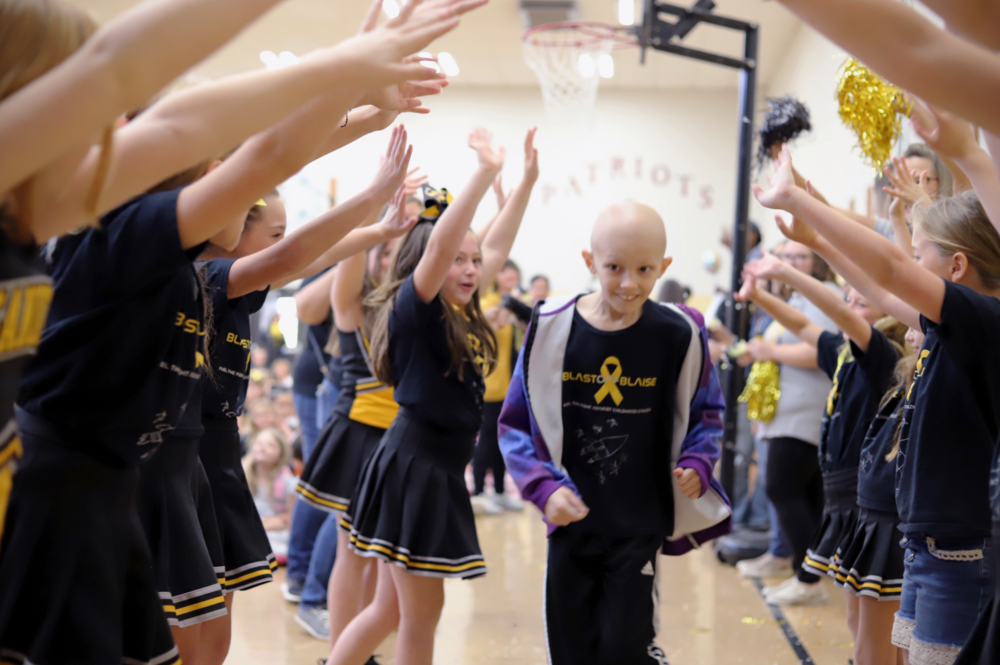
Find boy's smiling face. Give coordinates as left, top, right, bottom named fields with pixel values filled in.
left=583, top=203, right=672, bottom=318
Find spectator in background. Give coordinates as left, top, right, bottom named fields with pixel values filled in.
left=527, top=274, right=550, bottom=303
left=271, top=358, right=293, bottom=389
left=721, top=220, right=763, bottom=263
left=251, top=344, right=270, bottom=371
left=243, top=428, right=296, bottom=559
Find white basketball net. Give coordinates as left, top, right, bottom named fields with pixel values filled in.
left=523, top=24, right=619, bottom=122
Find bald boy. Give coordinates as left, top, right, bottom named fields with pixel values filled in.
left=498, top=202, right=730, bottom=665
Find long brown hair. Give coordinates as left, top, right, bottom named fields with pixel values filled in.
left=913, top=190, right=1000, bottom=290
left=0, top=0, right=103, bottom=229
left=884, top=351, right=920, bottom=462
left=365, top=221, right=497, bottom=386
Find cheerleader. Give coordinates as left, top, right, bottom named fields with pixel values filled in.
left=757, top=146, right=1000, bottom=665
left=323, top=128, right=536, bottom=665
left=736, top=253, right=909, bottom=663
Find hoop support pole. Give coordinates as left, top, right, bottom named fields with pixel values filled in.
left=720, top=22, right=758, bottom=502
left=639, top=1, right=757, bottom=500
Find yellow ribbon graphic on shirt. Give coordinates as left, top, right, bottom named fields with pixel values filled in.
left=594, top=357, right=624, bottom=406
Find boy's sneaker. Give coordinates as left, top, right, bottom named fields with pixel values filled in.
left=736, top=552, right=792, bottom=578
left=647, top=643, right=669, bottom=664
left=764, top=578, right=828, bottom=606
left=493, top=493, right=524, bottom=511
left=471, top=494, right=503, bottom=515
left=281, top=578, right=303, bottom=603
left=295, top=606, right=330, bottom=640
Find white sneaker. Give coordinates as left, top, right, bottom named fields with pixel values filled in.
left=471, top=494, right=503, bottom=515
left=493, top=493, right=524, bottom=511
left=736, top=552, right=792, bottom=578
left=764, top=578, right=828, bottom=606
left=761, top=576, right=798, bottom=597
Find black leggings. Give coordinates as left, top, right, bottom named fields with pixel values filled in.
left=764, top=437, right=824, bottom=583
left=473, top=400, right=506, bottom=496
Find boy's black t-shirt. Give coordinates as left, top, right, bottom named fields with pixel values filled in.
left=816, top=328, right=900, bottom=476
left=292, top=269, right=332, bottom=398
left=200, top=259, right=269, bottom=420
left=896, top=281, right=1000, bottom=537
left=18, top=189, right=207, bottom=466
left=388, top=275, right=485, bottom=432
left=561, top=300, right=690, bottom=537
left=858, top=391, right=904, bottom=513
left=0, top=226, right=52, bottom=461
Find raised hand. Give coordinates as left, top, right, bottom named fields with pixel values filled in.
left=404, top=168, right=430, bottom=197
left=774, top=198, right=819, bottom=248
left=376, top=185, right=419, bottom=238
left=493, top=174, right=507, bottom=209
left=523, top=126, right=539, bottom=184
left=734, top=269, right=758, bottom=303
left=883, top=156, right=930, bottom=207
left=747, top=251, right=786, bottom=281
left=751, top=144, right=798, bottom=211
left=910, top=99, right=980, bottom=162
left=368, top=126, right=413, bottom=202
left=468, top=127, right=505, bottom=173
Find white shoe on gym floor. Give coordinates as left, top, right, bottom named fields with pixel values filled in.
left=736, top=552, right=792, bottom=578
left=492, top=493, right=524, bottom=511
left=764, top=577, right=828, bottom=606
left=471, top=494, right=503, bottom=515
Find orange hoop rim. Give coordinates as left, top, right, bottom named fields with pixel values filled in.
left=522, top=20, right=638, bottom=50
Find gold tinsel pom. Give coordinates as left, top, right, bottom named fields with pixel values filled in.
left=739, top=360, right=781, bottom=423
left=836, top=57, right=912, bottom=172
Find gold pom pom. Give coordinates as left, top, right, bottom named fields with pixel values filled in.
left=739, top=360, right=781, bottom=423
left=836, top=57, right=912, bottom=172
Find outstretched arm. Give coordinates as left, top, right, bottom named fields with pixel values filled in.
left=330, top=204, right=388, bottom=333
left=735, top=270, right=824, bottom=348
left=0, top=0, right=285, bottom=199
left=30, top=0, right=470, bottom=241
left=909, top=103, right=1000, bottom=239
left=480, top=128, right=539, bottom=288
left=751, top=252, right=874, bottom=351
left=776, top=0, right=1000, bottom=137
left=295, top=269, right=336, bottom=326
left=756, top=146, right=945, bottom=324
left=412, top=129, right=503, bottom=303
left=226, top=129, right=413, bottom=298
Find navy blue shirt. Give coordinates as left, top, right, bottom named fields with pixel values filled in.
left=388, top=274, right=485, bottom=432
left=896, top=281, right=1000, bottom=537
left=858, top=392, right=904, bottom=513
left=0, top=226, right=51, bottom=461
left=817, top=328, right=899, bottom=476
left=561, top=301, right=681, bottom=537
left=201, top=259, right=269, bottom=420
left=292, top=270, right=332, bottom=398
left=19, top=189, right=206, bottom=466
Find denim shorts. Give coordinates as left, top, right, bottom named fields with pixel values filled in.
left=893, top=533, right=995, bottom=665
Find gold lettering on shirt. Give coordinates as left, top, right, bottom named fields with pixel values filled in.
left=226, top=332, right=251, bottom=349
left=562, top=356, right=657, bottom=406
left=907, top=349, right=931, bottom=401
left=0, top=281, right=53, bottom=359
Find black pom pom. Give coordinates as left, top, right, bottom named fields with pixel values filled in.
left=757, top=96, right=811, bottom=168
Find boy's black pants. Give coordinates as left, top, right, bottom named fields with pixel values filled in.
left=545, top=528, right=667, bottom=665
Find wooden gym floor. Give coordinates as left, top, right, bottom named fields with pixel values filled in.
left=229, top=509, right=854, bottom=665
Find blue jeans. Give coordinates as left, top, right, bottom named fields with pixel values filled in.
left=895, top=533, right=995, bottom=655
left=288, top=393, right=326, bottom=582
left=755, top=439, right=792, bottom=559
left=289, top=386, right=342, bottom=609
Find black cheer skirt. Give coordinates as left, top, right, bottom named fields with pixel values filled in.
left=830, top=507, right=904, bottom=601
left=137, top=438, right=227, bottom=627
left=0, top=412, right=179, bottom=665
left=802, top=469, right=860, bottom=579
left=199, top=419, right=276, bottom=591
left=297, top=414, right=385, bottom=514
left=341, top=408, right=486, bottom=579
left=954, top=520, right=1000, bottom=665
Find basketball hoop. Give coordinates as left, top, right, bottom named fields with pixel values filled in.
left=522, top=21, right=637, bottom=123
